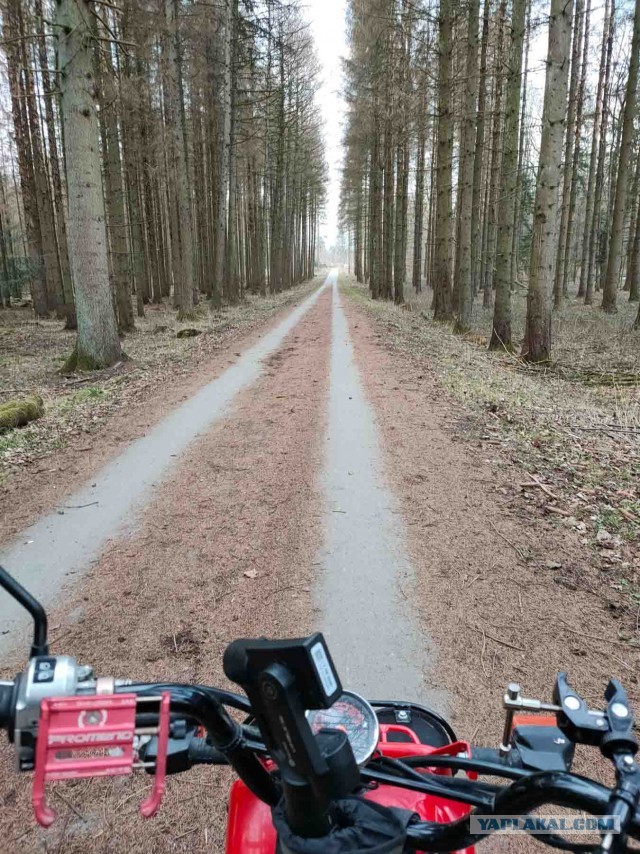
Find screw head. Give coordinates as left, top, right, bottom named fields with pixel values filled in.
left=564, top=696, right=581, bottom=711
left=611, top=702, right=629, bottom=719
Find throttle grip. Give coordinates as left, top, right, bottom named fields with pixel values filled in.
left=0, top=681, right=15, bottom=730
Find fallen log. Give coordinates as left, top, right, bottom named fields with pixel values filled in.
left=0, top=395, right=44, bottom=431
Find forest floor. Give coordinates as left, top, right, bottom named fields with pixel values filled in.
left=0, top=270, right=637, bottom=852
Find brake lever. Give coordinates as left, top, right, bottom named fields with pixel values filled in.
left=598, top=681, right=640, bottom=854
left=553, top=673, right=608, bottom=746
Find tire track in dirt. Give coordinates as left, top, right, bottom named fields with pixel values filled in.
left=316, top=274, right=448, bottom=712
left=0, top=287, right=332, bottom=853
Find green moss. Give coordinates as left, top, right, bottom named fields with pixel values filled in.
left=0, top=395, right=44, bottom=431
left=176, top=309, right=201, bottom=323
left=62, top=347, right=102, bottom=373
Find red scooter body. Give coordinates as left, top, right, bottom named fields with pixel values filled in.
left=225, top=726, right=475, bottom=853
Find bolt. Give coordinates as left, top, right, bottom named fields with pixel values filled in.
left=507, top=683, right=521, bottom=701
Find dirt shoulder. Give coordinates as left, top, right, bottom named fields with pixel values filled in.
left=342, top=277, right=639, bottom=633
left=341, top=283, right=640, bottom=747
left=0, top=276, right=324, bottom=546
left=0, top=288, right=332, bottom=854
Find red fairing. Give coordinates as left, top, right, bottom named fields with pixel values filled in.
left=225, top=738, right=475, bottom=854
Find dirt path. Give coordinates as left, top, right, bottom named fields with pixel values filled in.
left=317, top=274, right=447, bottom=712
left=0, top=283, right=326, bottom=657
left=0, top=269, right=634, bottom=852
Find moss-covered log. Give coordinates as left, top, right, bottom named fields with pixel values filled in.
left=0, top=395, right=44, bottom=431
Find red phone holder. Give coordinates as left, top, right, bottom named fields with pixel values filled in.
left=32, top=692, right=171, bottom=827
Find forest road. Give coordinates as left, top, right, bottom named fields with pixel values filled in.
left=0, top=269, right=444, bottom=715
left=0, top=268, right=450, bottom=851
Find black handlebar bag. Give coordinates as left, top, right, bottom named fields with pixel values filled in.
left=273, top=798, right=414, bottom=854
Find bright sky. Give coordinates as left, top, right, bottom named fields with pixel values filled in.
left=306, top=0, right=348, bottom=247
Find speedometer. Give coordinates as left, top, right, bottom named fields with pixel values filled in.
left=306, top=691, right=379, bottom=766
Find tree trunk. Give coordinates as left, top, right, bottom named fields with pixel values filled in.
left=561, top=0, right=590, bottom=297
left=412, top=76, right=428, bottom=294
left=522, top=0, right=573, bottom=363
left=585, top=0, right=614, bottom=305
left=601, top=0, right=640, bottom=313
left=370, top=105, right=383, bottom=299
left=33, top=0, right=75, bottom=325
left=164, top=0, right=194, bottom=316
left=482, top=1, right=507, bottom=308
left=624, top=146, right=640, bottom=302
left=19, top=4, right=65, bottom=316
left=553, top=0, right=584, bottom=308
left=454, top=0, right=480, bottom=333
left=471, top=0, right=490, bottom=295
left=4, top=0, right=48, bottom=317
left=433, top=0, right=454, bottom=321
left=98, top=34, right=135, bottom=333
left=490, top=0, right=526, bottom=350
left=56, top=0, right=121, bottom=370
left=511, top=0, right=531, bottom=287
left=225, top=0, right=240, bottom=304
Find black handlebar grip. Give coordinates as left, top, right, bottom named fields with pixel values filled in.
left=222, top=639, right=252, bottom=688
left=0, top=682, right=15, bottom=730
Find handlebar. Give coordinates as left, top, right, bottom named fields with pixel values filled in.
left=403, top=771, right=640, bottom=852
left=111, top=681, right=640, bottom=852
left=118, top=682, right=278, bottom=806
left=1, top=648, right=639, bottom=851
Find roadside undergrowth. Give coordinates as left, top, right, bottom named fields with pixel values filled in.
left=341, top=275, right=640, bottom=633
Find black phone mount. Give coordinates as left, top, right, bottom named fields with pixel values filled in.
left=0, top=565, right=49, bottom=658
left=224, top=633, right=360, bottom=837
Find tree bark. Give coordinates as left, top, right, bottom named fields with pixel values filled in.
left=471, top=0, right=490, bottom=295
left=490, top=0, right=526, bottom=350
left=33, top=0, right=75, bottom=325
left=4, top=0, right=48, bottom=317
left=56, top=0, right=121, bottom=369
left=164, top=0, right=194, bottom=316
left=454, top=0, right=480, bottom=333
left=585, top=0, right=614, bottom=305
left=522, top=0, right=573, bottom=363
left=98, top=39, right=135, bottom=333
left=601, top=0, right=640, bottom=313
left=482, top=0, right=507, bottom=308
left=433, top=0, right=454, bottom=321
left=625, top=151, right=640, bottom=302
left=553, top=0, right=584, bottom=308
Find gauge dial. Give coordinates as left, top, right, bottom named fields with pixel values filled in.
left=306, top=691, right=379, bottom=766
